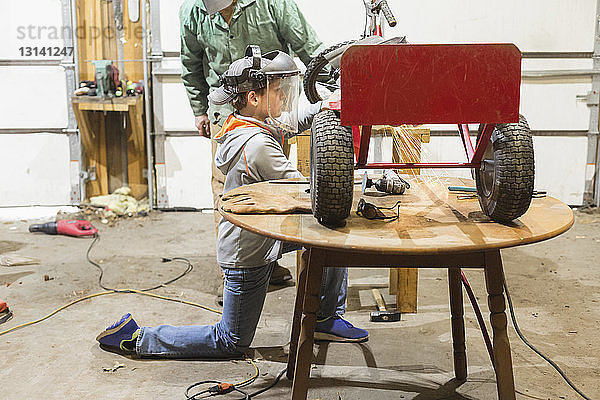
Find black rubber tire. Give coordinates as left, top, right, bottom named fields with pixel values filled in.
left=303, top=40, right=356, bottom=104
left=474, top=115, right=535, bottom=222
left=310, top=110, right=355, bottom=226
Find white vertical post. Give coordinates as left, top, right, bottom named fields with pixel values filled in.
left=62, top=0, right=82, bottom=203
left=141, top=0, right=155, bottom=207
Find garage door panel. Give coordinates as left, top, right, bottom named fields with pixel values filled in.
left=0, top=66, right=68, bottom=129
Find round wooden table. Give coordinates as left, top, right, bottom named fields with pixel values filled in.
left=220, top=177, right=573, bottom=400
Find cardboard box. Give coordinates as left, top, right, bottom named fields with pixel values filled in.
left=296, top=132, right=311, bottom=177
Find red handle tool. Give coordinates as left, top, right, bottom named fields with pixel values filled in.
left=0, top=299, right=12, bottom=325
left=29, top=220, right=98, bottom=237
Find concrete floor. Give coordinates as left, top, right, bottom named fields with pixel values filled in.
left=0, top=210, right=598, bottom=399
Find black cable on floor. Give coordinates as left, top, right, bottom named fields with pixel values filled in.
left=184, top=367, right=286, bottom=400
left=185, top=380, right=250, bottom=400
left=462, top=270, right=594, bottom=399
left=503, top=276, right=593, bottom=400
left=460, top=271, right=495, bottom=364
left=247, top=368, right=286, bottom=398
left=86, top=233, right=193, bottom=292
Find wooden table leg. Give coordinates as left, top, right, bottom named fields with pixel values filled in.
left=291, top=248, right=325, bottom=400
left=287, top=249, right=309, bottom=379
left=448, top=267, right=467, bottom=382
left=484, top=250, right=516, bottom=400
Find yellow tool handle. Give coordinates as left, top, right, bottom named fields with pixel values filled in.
left=371, top=288, right=388, bottom=312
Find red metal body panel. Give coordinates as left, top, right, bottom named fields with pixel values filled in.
left=340, top=44, right=522, bottom=126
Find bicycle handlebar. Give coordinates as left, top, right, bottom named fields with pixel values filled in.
left=379, top=0, right=397, bottom=27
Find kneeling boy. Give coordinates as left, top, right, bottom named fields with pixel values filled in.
left=96, top=46, right=368, bottom=358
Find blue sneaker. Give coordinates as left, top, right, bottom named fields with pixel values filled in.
left=96, top=313, right=140, bottom=352
left=314, top=316, right=369, bottom=343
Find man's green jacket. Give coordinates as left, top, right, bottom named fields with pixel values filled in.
left=179, top=0, right=324, bottom=125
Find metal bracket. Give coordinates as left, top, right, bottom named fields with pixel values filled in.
left=81, top=166, right=96, bottom=182
left=576, top=90, right=600, bottom=106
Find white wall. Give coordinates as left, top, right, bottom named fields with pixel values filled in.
left=164, top=136, right=213, bottom=208
left=0, top=1, right=73, bottom=207
left=0, top=134, right=71, bottom=206
left=0, top=0, right=68, bottom=128
left=0, top=66, right=69, bottom=129
left=0, top=0, right=64, bottom=59
left=160, top=0, right=597, bottom=52
left=160, top=0, right=186, bottom=53
left=532, top=136, right=588, bottom=204
left=306, top=0, right=596, bottom=51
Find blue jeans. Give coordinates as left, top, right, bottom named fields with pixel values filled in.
left=136, top=247, right=347, bottom=358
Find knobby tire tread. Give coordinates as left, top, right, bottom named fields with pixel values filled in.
left=476, top=115, right=534, bottom=222
left=310, top=110, right=354, bottom=225
left=304, top=40, right=356, bottom=104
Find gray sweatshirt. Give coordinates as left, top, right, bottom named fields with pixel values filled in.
left=214, top=102, right=321, bottom=268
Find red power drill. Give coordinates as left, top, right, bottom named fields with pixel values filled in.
left=29, top=220, right=98, bottom=237
left=0, top=299, right=12, bottom=325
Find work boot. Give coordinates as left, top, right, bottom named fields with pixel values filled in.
left=314, top=316, right=369, bottom=343
left=96, top=313, right=140, bottom=354
left=270, top=262, right=292, bottom=285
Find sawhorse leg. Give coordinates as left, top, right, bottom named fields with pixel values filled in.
left=484, top=250, right=516, bottom=399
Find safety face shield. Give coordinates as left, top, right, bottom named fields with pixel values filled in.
left=202, top=0, right=233, bottom=14
left=266, top=75, right=300, bottom=134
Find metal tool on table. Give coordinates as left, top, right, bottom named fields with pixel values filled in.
left=362, top=171, right=410, bottom=195
left=532, top=190, right=547, bottom=198
left=448, top=186, right=479, bottom=200
left=0, top=299, right=12, bottom=325
left=448, top=186, right=476, bottom=193
left=370, top=288, right=401, bottom=322
left=89, top=60, right=113, bottom=99
left=29, top=220, right=98, bottom=237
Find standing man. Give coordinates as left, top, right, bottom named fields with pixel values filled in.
left=179, top=0, right=324, bottom=284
